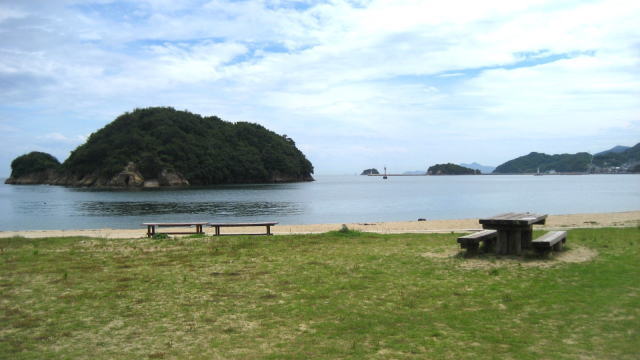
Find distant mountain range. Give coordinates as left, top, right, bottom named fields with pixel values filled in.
left=592, top=142, right=640, bottom=169
left=595, top=145, right=631, bottom=156
left=459, top=162, right=495, bottom=174
left=493, top=142, right=640, bottom=174
left=362, top=143, right=639, bottom=176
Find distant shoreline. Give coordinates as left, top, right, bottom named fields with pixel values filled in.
left=367, top=173, right=638, bottom=176
left=1, top=210, right=638, bottom=239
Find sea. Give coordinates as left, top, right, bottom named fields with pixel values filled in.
left=0, top=174, right=638, bottom=231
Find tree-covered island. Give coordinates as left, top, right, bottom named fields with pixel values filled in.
left=427, top=163, right=480, bottom=175
left=5, top=107, right=314, bottom=187
left=360, top=168, right=380, bottom=175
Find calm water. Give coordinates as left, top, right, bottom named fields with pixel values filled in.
left=0, top=175, right=638, bottom=231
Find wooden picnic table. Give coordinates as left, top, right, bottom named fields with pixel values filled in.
left=479, top=213, right=547, bottom=255
left=143, top=222, right=208, bottom=238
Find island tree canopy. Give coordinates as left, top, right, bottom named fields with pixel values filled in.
left=427, top=163, right=479, bottom=175
left=63, top=107, right=314, bottom=184
left=9, top=152, right=61, bottom=178
left=493, top=152, right=592, bottom=174
left=8, top=107, right=314, bottom=186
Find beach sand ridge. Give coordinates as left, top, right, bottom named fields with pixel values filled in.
left=1, top=211, right=638, bottom=239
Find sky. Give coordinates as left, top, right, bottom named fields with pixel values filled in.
left=1, top=0, right=639, bottom=176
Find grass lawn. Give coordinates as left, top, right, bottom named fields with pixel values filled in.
left=1, top=227, right=639, bottom=359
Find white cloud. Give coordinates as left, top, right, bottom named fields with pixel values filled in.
left=456, top=52, right=640, bottom=137
left=146, top=41, right=248, bottom=83
left=0, top=0, right=639, bottom=173
left=39, top=132, right=87, bottom=143
left=0, top=5, right=27, bottom=22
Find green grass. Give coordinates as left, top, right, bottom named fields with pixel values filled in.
left=1, top=228, right=639, bottom=359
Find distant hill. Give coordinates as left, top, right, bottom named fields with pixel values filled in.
left=459, top=162, right=495, bottom=174
left=360, top=168, right=380, bottom=175
left=494, top=152, right=592, bottom=174
left=6, top=107, right=314, bottom=187
left=428, top=163, right=479, bottom=175
left=493, top=142, right=640, bottom=174
left=592, top=142, right=640, bottom=168
left=595, top=145, right=630, bottom=156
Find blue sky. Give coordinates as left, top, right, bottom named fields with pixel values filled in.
left=1, top=0, right=639, bottom=176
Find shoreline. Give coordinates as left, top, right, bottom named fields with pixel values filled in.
left=1, top=210, right=638, bottom=239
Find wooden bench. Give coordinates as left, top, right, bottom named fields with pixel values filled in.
left=143, top=222, right=208, bottom=238
left=531, top=231, right=567, bottom=252
left=209, top=222, right=278, bottom=236
left=457, top=230, right=497, bottom=252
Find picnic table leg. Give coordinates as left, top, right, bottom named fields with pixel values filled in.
left=147, top=225, right=155, bottom=238
left=513, top=230, right=522, bottom=255
left=504, top=230, right=510, bottom=254
left=521, top=228, right=533, bottom=249
left=196, top=224, right=203, bottom=235
left=266, top=225, right=272, bottom=236
left=495, top=230, right=506, bottom=255
left=215, top=226, right=220, bottom=236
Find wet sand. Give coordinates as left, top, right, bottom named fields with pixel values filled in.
left=1, top=211, right=638, bottom=239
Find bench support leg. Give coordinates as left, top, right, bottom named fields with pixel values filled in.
left=553, top=239, right=564, bottom=251
left=147, top=225, right=155, bottom=238
left=483, top=238, right=496, bottom=253
left=266, top=225, right=272, bottom=236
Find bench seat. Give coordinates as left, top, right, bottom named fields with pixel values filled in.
left=209, top=222, right=278, bottom=236
left=457, top=230, right=497, bottom=251
left=531, top=231, right=567, bottom=251
left=143, top=222, right=208, bottom=238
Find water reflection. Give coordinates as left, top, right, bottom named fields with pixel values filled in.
left=69, top=182, right=302, bottom=193
left=76, top=201, right=303, bottom=216
left=15, top=201, right=66, bottom=215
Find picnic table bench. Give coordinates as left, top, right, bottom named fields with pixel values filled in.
left=457, top=230, right=497, bottom=252
left=531, top=231, right=567, bottom=252
left=143, top=222, right=208, bottom=238
left=209, top=222, right=278, bottom=236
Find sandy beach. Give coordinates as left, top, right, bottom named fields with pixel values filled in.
left=0, top=210, right=638, bottom=239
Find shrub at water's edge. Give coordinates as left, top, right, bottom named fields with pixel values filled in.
left=5, top=107, right=314, bottom=187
